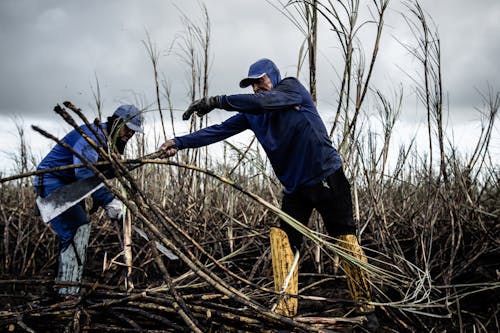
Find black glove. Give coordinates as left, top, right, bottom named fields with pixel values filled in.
left=182, top=96, right=220, bottom=120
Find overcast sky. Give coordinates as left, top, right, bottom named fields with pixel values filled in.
left=0, top=0, right=499, bottom=172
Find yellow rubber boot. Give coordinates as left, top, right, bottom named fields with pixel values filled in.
left=270, top=227, right=298, bottom=317
left=337, top=234, right=375, bottom=314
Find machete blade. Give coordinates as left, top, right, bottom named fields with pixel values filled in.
left=132, top=226, right=179, bottom=260
left=36, top=176, right=104, bottom=223
left=34, top=150, right=163, bottom=223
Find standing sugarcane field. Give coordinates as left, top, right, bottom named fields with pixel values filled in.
left=0, top=1, right=498, bottom=332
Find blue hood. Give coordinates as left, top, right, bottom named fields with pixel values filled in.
left=239, top=58, right=281, bottom=88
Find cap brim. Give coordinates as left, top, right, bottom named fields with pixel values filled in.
left=125, top=123, right=143, bottom=133
left=239, top=73, right=266, bottom=88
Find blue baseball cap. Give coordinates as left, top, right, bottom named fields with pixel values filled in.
left=239, top=58, right=281, bottom=88
left=113, top=105, right=144, bottom=133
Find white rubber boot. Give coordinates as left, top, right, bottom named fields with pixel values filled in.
left=57, top=223, right=91, bottom=295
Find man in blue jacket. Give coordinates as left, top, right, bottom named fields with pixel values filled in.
left=160, top=59, right=377, bottom=326
left=35, top=104, right=143, bottom=295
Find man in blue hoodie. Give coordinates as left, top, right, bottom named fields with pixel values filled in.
left=160, top=59, right=377, bottom=326
left=35, top=104, right=143, bottom=295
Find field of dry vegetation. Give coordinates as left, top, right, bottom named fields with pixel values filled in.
left=1, top=0, right=499, bottom=332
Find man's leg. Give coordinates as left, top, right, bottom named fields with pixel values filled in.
left=280, top=191, right=314, bottom=250
left=317, top=169, right=378, bottom=328
left=51, top=202, right=90, bottom=296
left=268, top=192, right=313, bottom=316
left=57, top=223, right=91, bottom=295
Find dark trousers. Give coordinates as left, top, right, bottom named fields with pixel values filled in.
left=280, top=168, right=356, bottom=250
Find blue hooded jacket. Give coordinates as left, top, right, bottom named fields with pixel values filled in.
left=35, top=122, right=115, bottom=251
left=173, top=59, right=342, bottom=193
left=35, top=122, right=115, bottom=204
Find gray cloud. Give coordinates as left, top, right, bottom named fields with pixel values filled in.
left=432, top=1, right=500, bottom=112
left=0, top=0, right=498, bottom=165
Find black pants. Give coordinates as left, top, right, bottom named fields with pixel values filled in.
left=280, top=168, right=356, bottom=250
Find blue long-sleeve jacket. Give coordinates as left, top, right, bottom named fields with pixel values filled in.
left=35, top=123, right=114, bottom=206
left=173, top=77, right=342, bottom=193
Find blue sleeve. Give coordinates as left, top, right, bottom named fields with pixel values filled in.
left=73, top=136, right=99, bottom=180
left=220, top=78, right=303, bottom=114
left=73, top=135, right=115, bottom=206
left=174, top=113, right=249, bottom=149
